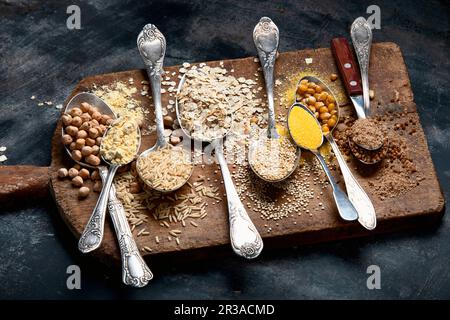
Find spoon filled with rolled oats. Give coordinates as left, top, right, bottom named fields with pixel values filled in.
left=248, top=17, right=300, bottom=182
left=176, top=72, right=263, bottom=260
left=136, top=24, right=194, bottom=193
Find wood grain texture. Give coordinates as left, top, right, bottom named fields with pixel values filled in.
left=49, top=42, right=445, bottom=264
left=0, top=165, right=49, bottom=204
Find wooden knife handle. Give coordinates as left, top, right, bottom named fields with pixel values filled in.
left=0, top=166, right=50, bottom=204
left=331, top=37, right=363, bottom=96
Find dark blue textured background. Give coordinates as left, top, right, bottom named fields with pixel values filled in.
left=0, top=0, right=449, bottom=299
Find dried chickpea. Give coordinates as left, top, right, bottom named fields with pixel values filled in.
left=69, top=142, right=77, bottom=151
left=65, top=126, right=78, bottom=137
left=62, top=134, right=73, bottom=145
left=319, top=106, right=328, bottom=114
left=71, top=150, right=82, bottom=161
left=92, top=111, right=102, bottom=121
left=79, top=122, right=91, bottom=131
left=322, top=125, right=330, bottom=134
left=85, top=138, right=96, bottom=147
left=306, top=88, right=315, bottom=95
left=105, top=118, right=114, bottom=126
left=57, top=168, right=68, bottom=178
left=98, top=125, right=106, bottom=134
left=78, top=187, right=91, bottom=199
left=327, top=118, right=337, bottom=128
left=319, top=112, right=331, bottom=121
left=68, top=168, right=79, bottom=179
left=79, top=168, right=90, bottom=180
left=318, top=92, right=328, bottom=101
left=86, top=154, right=101, bottom=166
left=330, top=73, right=338, bottom=81
left=80, top=113, right=91, bottom=123
left=297, top=84, right=308, bottom=94
left=307, top=96, right=316, bottom=104
left=326, top=95, right=335, bottom=104
left=69, top=107, right=82, bottom=117
left=75, top=138, right=85, bottom=149
left=62, top=114, right=72, bottom=126
left=81, top=146, right=93, bottom=157
left=95, top=137, right=102, bottom=146
left=90, top=119, right=99, bottom=127
left=315, top=85, right=323, bottom=93
left=91, top=145, right=100, bottom=155
left=72, top=176, right=83, bottom=187
left=315, top=102, right=325, bottom=109
left=88, top=128, right=99, bottom=139
left=87, top=107, right=98, bottom=115
left=77, top=130, right=88, bottom=139
left=101, top=114, right=111, bottom=125
left=328, top=103, right=335, bottom=111
left=80, top=102, right=91, bottom=113
left=308, top=106, right=316, bottom=113
left=71, top=116, right=82, bottom=127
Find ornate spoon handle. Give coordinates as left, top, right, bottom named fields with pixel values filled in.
left=137, top=23, right=167, bottom=148
left=78, top=165, right=118, bottom=253
left=327, top=135, right=376, bottom=229
left=97, top=168, right=153, bottom=287
left=312, top=150, right=359, bottom=221
left=253, top=17, right=279, bottom=139
left=214, top=142, right=263, bottom=259
left=351, top=17, right=372, bottom=117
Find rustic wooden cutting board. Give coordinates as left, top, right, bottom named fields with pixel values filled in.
left=2, top=42, right=444, bottom=266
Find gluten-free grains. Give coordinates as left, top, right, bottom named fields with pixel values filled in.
left=249, top=134, right=298, bottom=181
left=137, top=145, right=193, bottom=191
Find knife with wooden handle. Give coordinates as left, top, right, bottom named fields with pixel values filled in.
left=331, top=37, right=377, bottom=230
left=331, top=37, right=366, bottom=119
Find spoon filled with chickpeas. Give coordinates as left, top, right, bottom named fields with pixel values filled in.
left=62, top=93, right=116, bottom=251
left=61, top=92, right=152, bottom=286
left=295, top=77, right=377, bottom=230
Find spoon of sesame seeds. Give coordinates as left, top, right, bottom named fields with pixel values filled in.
left=136, top=23, right=194, bottom=193
left=176, top=74, right=263, bottom=259
left=248, top=17, right=300, bottom=182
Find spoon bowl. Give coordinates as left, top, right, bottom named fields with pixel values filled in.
left=248, top=129, right=301, bottom=183
left=62, top=92, right=116, bottom=170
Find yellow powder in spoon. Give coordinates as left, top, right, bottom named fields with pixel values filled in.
left=288, top=106, right=323, bottom=150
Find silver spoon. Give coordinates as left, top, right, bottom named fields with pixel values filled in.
left=350, top=17, right=386, bottom=155
left=136, top=24, right=193, bottom=192
left=248, top=17, right=301, bottom=182
left=297, top=76, right=376, bottom=230
left=65, top=93, right=152, bottom=286
left=176, top=75, right=263, bottom=259
left=351, top=17, right=372, bottom=120
left=287, top=103, right=358, bottom=222
left=78, top=117, right=140, bottom=252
